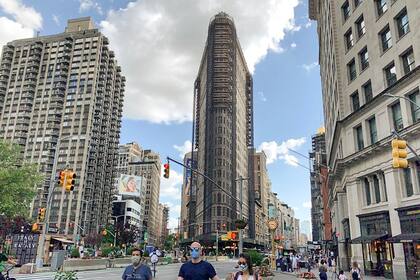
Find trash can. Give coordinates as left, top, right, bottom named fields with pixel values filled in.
left=51, top=250, right=66, bottom=271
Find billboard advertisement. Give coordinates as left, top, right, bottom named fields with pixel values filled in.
left=118, top=174, right=142, bottom=197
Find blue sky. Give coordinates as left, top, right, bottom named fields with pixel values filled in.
left=0, top=0, right=322, bottom=232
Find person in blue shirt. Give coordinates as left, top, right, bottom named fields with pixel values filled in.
left=122, top=248, right=152, bottom=280
left=178, top=242, right=220, bottom=280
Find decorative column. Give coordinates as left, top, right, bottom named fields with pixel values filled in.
left=346, top=179, right=363, bottom=267
left=383, top=167, right=407, bottom=280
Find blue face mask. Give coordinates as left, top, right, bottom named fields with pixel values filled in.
left=191, top=248, right=200, bottom=259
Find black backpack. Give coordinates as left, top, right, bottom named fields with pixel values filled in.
left=352, top=270, right=359, bottom=280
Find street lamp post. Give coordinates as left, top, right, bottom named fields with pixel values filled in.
left=36, top=135, right=72, bottom=268
left=384, top=93, right=420, bottom=110
left=112, top=215, right=125, bottom=247
left=82, top=199, right=93, bottom=236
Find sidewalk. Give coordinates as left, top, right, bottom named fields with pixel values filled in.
left=273, top=268, right=387, bottom=279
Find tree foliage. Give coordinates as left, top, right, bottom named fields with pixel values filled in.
left=0, top=140, right=43, bottom=217
left=84, top=232, right=103, bottom=248
left=164, top=233, right=176, bottom=251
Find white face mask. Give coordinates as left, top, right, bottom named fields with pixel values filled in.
left=239, top=264, right=248, bottom=271
left=131, top=256, right=140, bottom=265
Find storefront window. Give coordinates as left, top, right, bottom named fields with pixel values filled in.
left=403, top=242, right=420, bottom=279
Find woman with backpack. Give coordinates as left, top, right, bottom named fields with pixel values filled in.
left=230, top=253, right=261, bottom=280
left=351, top=261, right=362, bottom=280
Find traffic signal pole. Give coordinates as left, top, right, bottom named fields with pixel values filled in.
left=36, top=141, right=63, bottom=268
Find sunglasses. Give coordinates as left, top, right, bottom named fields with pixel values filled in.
left=191, top=248, right=200, bottom=251
left=238, top=262, right=246, bottom=265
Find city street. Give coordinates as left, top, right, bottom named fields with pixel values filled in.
left=10, top=260, right=300, bottom=280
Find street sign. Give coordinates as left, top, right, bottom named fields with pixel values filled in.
left=11, top=234, right=39, bottom=265
left=48, top=227, right=58, bottom=234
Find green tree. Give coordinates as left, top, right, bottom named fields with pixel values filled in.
left=164, top=233, right=176, bottom=251
left=0, top=140, right=43, bottom=217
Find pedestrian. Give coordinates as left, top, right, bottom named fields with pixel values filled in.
left=122, top=248, right=152, bottom=280
left=319, top=270, right=328, bottom=280
left=230, top=253, right=261, bottom=280
left=338, top=270, right=348, bottom=280
left=319, top=259, right=328, bottom=277
left=351, top=261, right=362, bottom=280
left=177, top=241, right=220, bottom=280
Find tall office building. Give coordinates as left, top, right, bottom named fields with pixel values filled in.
left=129, top=150, right=161, bottom=245
left=309, top=129, right=331, bottom=244
left=180, top=151, right=197, bottom=239
left=0, top=17, right=124, bottom=241
left=116, top=142, right=143, bottom=175
left=310, top=0, right=419, bottom=278
left=192, top=12, right=254, bottom=242
left=251, top=150, right=270, bottom=246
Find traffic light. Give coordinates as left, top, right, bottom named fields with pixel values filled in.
left=65, top=170, right=76, bottom=192
left=392, top=139, right=408, bottom=168
left=227, top=231, right=238, bottom=240
left=58, top=170, right=66, bottom=186
left=32, top=223, right=39, bottom=232
left=38, top=208, right=46, bottom=222
left=163, top=163, right=170, bottom=178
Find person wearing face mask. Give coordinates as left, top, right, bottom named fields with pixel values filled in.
left=231, top=254, right=261, bottom=280
left=178, top=242, right=220, bottom=280
left=122, top=248, right=152, bottom=280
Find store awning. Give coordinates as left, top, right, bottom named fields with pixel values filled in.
left=351, top=234, right=389, bottom=243
left=52, top=237, right=74, bottom=244
left=388, top=233, right=420, bottom=243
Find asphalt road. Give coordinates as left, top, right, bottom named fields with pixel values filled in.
left=11, top=260, right=304, bottom=280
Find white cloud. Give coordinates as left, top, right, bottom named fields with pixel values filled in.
left=290, top=42, right=297, bottom=48
left=257, top=91, right=267, bottom=102
left=303, top=201, right=312, bottom=209
left=173, top=140, right=192, bottom=159
left=100, top=0, right=300, bottom=123
left=52, top=14, right=60, bottom=26
left=160, top=166, right=182, bottom=198
left=302, top=62, right=319, bottom=72
left=168, top=217, right=179, bottom=230
left=0, top=0, right=42, bottom=30
left=304, top=20, right=312, bottom=28
left=0, top=0, right=42, bottom=52
left=79, top=0, right=103, bottom=15
left=258, top=137, right=306, bottom=166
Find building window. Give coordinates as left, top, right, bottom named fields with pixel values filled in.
left=368, top=117, right=377, bottom=144
left=401, top=48, right=415, bottom=75
left=342, top=1, right=351, bottom=21
left=363, top=81, right=373, bottom=102
left=355, top=125, right=364, bottom=151
left=345, top=29, right=354, bottom=50
left=351, top=91, right=360, bottom=111
left=395, top=8, right=409, bottom=38
left=356, top=15, right=366, bottom=38
left=364, top=178, right=371, bottom=205
left=359, top=47, right=369, bottom=70
left=403, top=168, right=414, bottom=197
left=373, top=175, right=381, bottom=203
left=384, top=63, right=397, bottom=87
left=354, top=0, right=362, bottom=7
left=409, top=90, right=420, bottom=123
left=391, top=102, right=404, bottom=130
left=380, top=26, right=392, bottom=52
left=375, top=0, right=388, bottom=17
left=348, top=59, right=357, bottom=82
